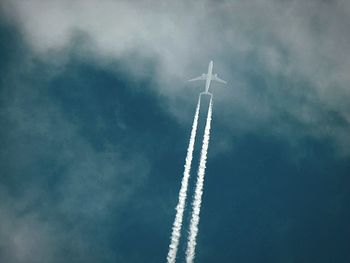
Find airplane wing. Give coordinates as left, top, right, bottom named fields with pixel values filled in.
left=212, top=75, right=227, bottom=84
left=188, top=74, right=207, bottom=82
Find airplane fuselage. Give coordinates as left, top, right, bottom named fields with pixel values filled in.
left=205, top=61, right=214, bottom=93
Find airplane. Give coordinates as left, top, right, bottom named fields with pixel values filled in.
left=188, top=60, right=227, bottom=94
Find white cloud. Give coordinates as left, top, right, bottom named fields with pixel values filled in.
left=1, top=0, right=350, bottom=153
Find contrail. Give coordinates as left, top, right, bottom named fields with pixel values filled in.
left=167, top=96, right=201, bottom=263
left=186, top=96, right=213, bottom=263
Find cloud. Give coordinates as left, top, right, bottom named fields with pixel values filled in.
left=0, top=202, right=58, bottom=263
left=0, top=0, right=349, bottom=145
left=0, top=1, right=349, bottom=261
left=0, top=54, right=150, bottom=261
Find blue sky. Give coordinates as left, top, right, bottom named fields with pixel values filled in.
left=1, top=1, right=350, bottom=262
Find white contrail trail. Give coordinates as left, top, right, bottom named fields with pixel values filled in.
left=186, top=97, right=213, bottom=263
left=167, top=96, right=201, bottom=263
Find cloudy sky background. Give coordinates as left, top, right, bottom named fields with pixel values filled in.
left=1, top=0, right=350, bottom=262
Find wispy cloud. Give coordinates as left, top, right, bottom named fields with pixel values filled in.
left=0, top=56, right=150, bottom=262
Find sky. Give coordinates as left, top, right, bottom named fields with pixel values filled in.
left=0, top=0, right=350, bottom=262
